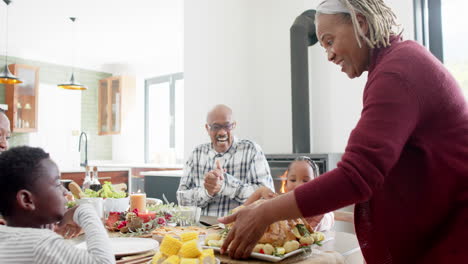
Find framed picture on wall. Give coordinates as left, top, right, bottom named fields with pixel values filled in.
left=5, top=64, right=40, bottom=132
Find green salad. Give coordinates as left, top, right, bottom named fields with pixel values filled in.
left=84, top=181, right=127, bottom=198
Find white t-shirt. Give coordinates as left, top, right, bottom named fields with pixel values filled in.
left=0, top=204, right=115, bottom=264
left=315, top=212, right=335, bottom=232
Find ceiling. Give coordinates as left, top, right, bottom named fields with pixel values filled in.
left=0, top=0, right=183, bottom=74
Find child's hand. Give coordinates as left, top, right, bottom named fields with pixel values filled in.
left=258, top=187, right=276, bottom=200
left=40, top=223, right=56, bottom=230
left=306, top=214, right=324, bottom=231
left=55, top=206, right=82, bottom=239
left=244, top=187, right=277, bottom=205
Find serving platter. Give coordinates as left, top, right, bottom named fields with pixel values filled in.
left=203, top=246, right=310, bottom=263
left=202, top=236, right=334, bottom=263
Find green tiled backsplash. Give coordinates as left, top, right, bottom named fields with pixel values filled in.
left=0, top=56, right=113, bottom=160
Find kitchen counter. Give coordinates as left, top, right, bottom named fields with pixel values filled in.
left=87, top=161, right=183, bottom=169
left=60, top=167, right=129, bottom=173
left=140, top=170, right=184, bottom=177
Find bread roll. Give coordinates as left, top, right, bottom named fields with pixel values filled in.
left=68, top=181, right=85, bottom=199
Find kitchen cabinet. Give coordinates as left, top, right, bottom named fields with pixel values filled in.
left=5, top=64, right=39, bottom=132
left=98, top=76, right=135, bottom=135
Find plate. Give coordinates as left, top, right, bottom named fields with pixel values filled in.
left=203, top=246, right=307, bottom=263
left=146, top=257, right=220, bottom=264
left=76, top=237, right=159, bottom=257
left=202, top=236, right=334, bottom=263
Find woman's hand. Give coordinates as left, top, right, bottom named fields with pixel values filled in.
left=218, top=203, right=271, bottom=259
left=54, top=206, right=82, bottom=239
left=219, top=192, right=303, bottom=259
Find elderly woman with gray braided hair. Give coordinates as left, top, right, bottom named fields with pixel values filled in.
left=219, top=0, right=468, bottom=263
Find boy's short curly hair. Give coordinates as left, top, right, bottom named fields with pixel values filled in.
left=0, top=146, right=50, bottom=217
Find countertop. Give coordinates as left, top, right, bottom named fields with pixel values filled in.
left=60, top=162, right=184, bottom=173
left=140, top=170, right=184, bottom=177
left=60, top=167, right=130, bottom=173
left=87, top=161, right=183, bottom=169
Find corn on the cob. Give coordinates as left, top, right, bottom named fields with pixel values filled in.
left=160, top=235, right=183, bottom=256
left=162, top=255, right=180, bottom=264
left=180, top=258, right=199, bottom=264
left=180, top=232, right=199, bottom=242
left=179, top=239, right=202, bottom=258
left=152, top=252, right=167, bottom=264
left=199, top=250, right=215, bottom=264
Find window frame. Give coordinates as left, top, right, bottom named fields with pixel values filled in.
left=413, top=0, right=444, bottom=62
left=144, top=72, right=184, bottom=163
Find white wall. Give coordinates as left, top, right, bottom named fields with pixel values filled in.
left=29, top=84, right=81, bottom=170
left=185, top=0, right=415, bottom=158
left=0, top=0, right=184, bottom=73
left=185, top=0, right=306, bottom=158
left=184, top=0, right=257, bottom=157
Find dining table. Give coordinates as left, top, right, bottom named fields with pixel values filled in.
left=70, top=216, right=364, bottom=264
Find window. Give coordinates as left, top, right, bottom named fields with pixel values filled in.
left=441, top=0, right=468, bottom=98
left=144, top=73, right=184, bottom=164
left=414, top=0, right=468, bottom=98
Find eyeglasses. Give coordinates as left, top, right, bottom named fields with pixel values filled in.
left=208, top=123, right=235, bottom=132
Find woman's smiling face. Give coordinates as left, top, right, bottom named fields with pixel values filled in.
left=316, top=13, right=371, bottom=79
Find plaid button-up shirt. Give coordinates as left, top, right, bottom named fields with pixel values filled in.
left=177, top=138, right=274, bottom=217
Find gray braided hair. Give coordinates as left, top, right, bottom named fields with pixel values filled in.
left=317, top=0, right=401, bottom=48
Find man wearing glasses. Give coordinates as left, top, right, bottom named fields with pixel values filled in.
left=177, top=104, right=274, bottom=217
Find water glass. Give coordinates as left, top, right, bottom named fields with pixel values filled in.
left=77, top=197, right=104, bottom=219
left=176, top=190, right=201, bottom=225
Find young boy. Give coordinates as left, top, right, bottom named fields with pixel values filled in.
left=0, top=146, right=115, bottom=264
left=245, top=156, right=334, bottom=231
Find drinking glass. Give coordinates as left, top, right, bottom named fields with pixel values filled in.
left=176, top=190, right=200, bottom=225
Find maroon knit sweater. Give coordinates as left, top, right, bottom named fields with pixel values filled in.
left=295, top=37, right=468, bottom=263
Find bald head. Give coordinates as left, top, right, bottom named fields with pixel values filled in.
left=206, top=104, right=233, bottom=123
left=205, top=105, right=236, bottom=153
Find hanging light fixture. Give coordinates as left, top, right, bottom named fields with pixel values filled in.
left=0, top=0, right=22, bottom=84
left=57, top=17, right=87, bottom=90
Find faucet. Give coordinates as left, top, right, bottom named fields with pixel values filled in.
left=78, top=132, right=88, bottom=168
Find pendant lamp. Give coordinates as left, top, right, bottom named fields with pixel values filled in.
left=57, top=17, right=87, bottom=90
left=0, top=0, right=22, bottom=84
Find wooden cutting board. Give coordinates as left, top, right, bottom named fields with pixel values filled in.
left=216, top=250, right=345, bottom=264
